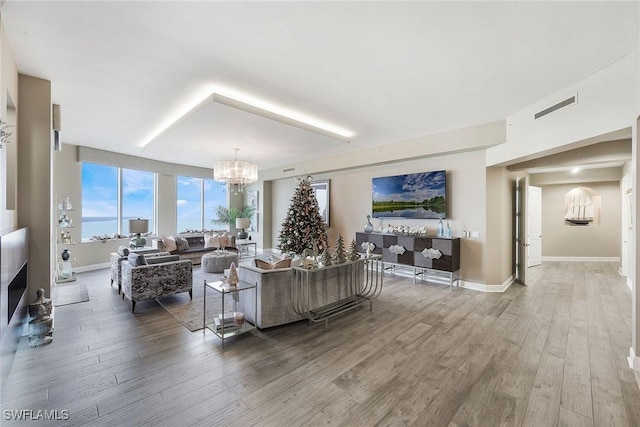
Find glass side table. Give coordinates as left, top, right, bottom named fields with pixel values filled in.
left=235, top=239, right=257, bottom=258
left=203, top=279, right=257, bottom=348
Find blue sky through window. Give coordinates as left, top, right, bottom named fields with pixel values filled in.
left=81, top=163, right=118, bottom=239
left=177, top=177, right=226, bottom=232
left=122, top=169, right=154, bottom=234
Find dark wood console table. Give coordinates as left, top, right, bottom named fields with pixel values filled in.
left=356, top=232, right=460, bottom=290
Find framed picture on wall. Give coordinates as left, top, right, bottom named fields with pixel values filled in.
left=310, top=180, right=330, bottom=227
left=247, top=190, right=259, bottom=232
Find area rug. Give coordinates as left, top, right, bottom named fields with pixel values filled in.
left=51, top=282, right=90, bottom=306
left=155, top=269, right=230, bottom=332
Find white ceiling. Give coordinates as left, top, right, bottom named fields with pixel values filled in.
left=2, top=1, right=638, bottom=171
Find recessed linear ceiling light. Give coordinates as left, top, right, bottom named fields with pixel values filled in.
left=139, top=88, right=354, bottom=148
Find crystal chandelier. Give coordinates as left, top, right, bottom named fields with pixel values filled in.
left=213, top=148, right=258, bottom=194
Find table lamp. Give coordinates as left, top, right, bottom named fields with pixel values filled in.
left=235, top=218, right=251, bottom=239
left=129, top=218, right=149, bottom=248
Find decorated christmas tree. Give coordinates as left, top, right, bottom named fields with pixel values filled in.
left=320, top=248, right=332, bottom=266
left=347, top=239, right=360, bottom=261
left=277, top=176, right=328, bottom=255
left=333, top=233, right=347, bottom=264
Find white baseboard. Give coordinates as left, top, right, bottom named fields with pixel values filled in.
left=386, top=263, right=514, bottom=293
left=541, top=256, right=620, bottom=262
left=459, top=276, right=513, bottom=293
left=627, top=277, right=633, bottom=291
left=628, top=347, right=640, bottom=371
left=74, top=262, right=110, bottom=273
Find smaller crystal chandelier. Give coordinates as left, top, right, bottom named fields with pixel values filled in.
left=214, top=148, right=258, bottom=194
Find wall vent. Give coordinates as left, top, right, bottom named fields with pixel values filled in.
left=534, top=94, right=577, bottom=120
left=283, top=167, right=295, bottom=173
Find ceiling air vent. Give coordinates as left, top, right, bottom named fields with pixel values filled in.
left=534, top=94, right=577, bottom=120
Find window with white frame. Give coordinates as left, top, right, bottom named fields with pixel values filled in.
left=177, top=176, right=226, bottom=233
left=81, top=163, right=156, bottom=241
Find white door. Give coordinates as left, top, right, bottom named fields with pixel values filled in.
left=621, top=175, right=631, bottom=277
left=515, top=176, right=528, bottom=285
left=528, top=186, right=542, bottom=267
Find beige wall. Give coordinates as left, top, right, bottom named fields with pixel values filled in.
left=18, top=74, right=53, bottom=297
left=541, top=182, right=621, bottom=258
left=0, top=14, right=18, bottom=231
left=485, top=167, right=515, bottom=286
left=53, top=142, right=81, bottom=265
left=268, top=150, right=489, bottom=285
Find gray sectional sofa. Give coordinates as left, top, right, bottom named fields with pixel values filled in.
left=152, top=234, right=237, bottom=265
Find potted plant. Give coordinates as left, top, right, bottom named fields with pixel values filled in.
left=212, top=205, right=256, bottom=239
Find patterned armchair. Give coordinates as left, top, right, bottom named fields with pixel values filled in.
left=121, top=254, right=193, bottom=313
left=110, top=248, right=159, bottom=294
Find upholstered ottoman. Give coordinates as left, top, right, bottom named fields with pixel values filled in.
left=201, top=251, right=239, bottom=273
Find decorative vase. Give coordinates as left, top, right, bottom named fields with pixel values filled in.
left=61, top=196, right=72, bottom=210
left=58, top=213, right=71, bottom=227
left=61, top=249, right=70, bottom=261
left=364, top=215, right=374, bottom=233
left=227, top=263, right=239, bottom=286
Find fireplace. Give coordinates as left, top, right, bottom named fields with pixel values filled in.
left=1, top=226, right=29, bottom=388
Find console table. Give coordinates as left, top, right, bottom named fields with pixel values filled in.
left=356, top=232, right=460, bottom=290
left=292, top=255, right=383, bottom=331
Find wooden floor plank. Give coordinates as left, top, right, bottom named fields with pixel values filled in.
left=2, top=262, right=639, bottom=426
left=521, top=353, right=564, bottom=427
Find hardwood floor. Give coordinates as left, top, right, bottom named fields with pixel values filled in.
left=2, top=262, right=639, bottom=426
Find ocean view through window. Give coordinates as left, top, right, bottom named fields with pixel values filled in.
left=82, top=163, right=157, bottom=241
left=82, top=164, right=226, bottom=240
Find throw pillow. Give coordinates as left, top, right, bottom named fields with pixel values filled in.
left=219, top=232, right=229, bottom=248
left=117, top=245, right=130, bottom=257
left=128, top=253, right=147, bottom=266
left=175, top=236, right=189, bottom=252
left=162, top=235, right=177, bottom=252
left=204, top=234, right=221, bottom=249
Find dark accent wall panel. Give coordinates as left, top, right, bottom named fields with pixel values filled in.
left=1, top=227, right=29, bottom=392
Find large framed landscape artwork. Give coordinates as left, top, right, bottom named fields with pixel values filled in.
left=372, top=170, right=447, bottom=219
